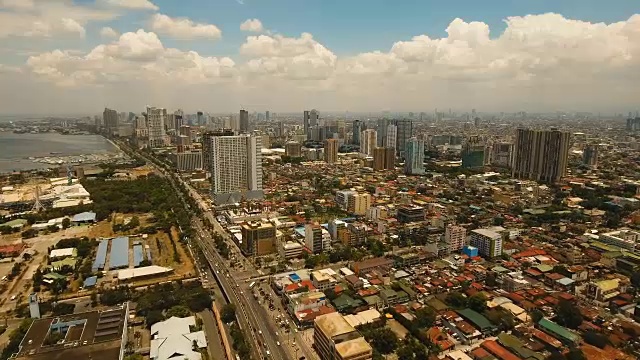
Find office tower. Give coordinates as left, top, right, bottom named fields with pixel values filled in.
left=404, top=137, right=425, bottom=175
left=347, top=193, right=371, bottom=216
left=146, top=106, right=167, bottom=148
left=314, top=312, right=373, bottom=360
left=240, top=109, right=249, bottom=133
left=196, top=111, right=205, bottom=126
left=377, top=118, right=389, bottom=147
left=385, top=124, right=397, bottom=148
left=360, top=129, right=377, bottom=157
left=241, top=221, right=276, bottom=256
left=474, top=117, right=481, bottom=128
left=304, top=109, right=319, bottom=139
left=201, top=129, right=234, bottom=172
left=352, top=120, right=362, bottom=145
left=627, top=117, right=640, bottom=132
left=305, top=223, right=324, bottom=254
left=395, top=119, right=413, bottom=157
left=103, top=108, right=118, bottom=134
left=278, top=121, right=285, bottom=137
left=265, top=111, right=270, bottom=122
left=462, top=136, right=486, bottom=169
left=512, top=128, right=571, bottom=183
left=203, top=133, right=263, bottom=205
left=373, top=147, right=394, bottom=171
left=470, top=228, right=503, bottom=258
left=324, top=139, right=339, bottom=164
left=491, top=142, right=514, bottom=168
left=583, top=144, right=599, bottom=168
left=445, top=224, right=467, bottom=252
left=285, top=141, right=302, bottom=157
left=173, top=110, right=184, bottom=130
left=176, top=150, right=203, bottom=172
left=94, top=115, right=101, bottom=130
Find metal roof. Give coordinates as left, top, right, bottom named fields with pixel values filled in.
left=457, top=309, right=496, bottom=331
left=92, top=240, right=108, bottom=271
left=83, top=276, right=97, bottom=288
left=133, top=245, right=144, bottom=267
left=109, top=237, right=129, bottom=269
left=72, top=211, right=97, bottom=222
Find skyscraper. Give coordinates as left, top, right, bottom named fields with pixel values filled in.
left=583, top=144, right=599, bottom=168
left=512, top=128, right=571, bottom=183
left=201, top=129, right=235, bottom=172
left=196, top=111, right=204, bottom=126
left=395, top=119, right=413, bottom=157
left=203, top=133, right=263, bottom=205
left=324, top=139, right=339, bottom=164
left=491, top=142, right=514, bottom=168
left=240, top=109, right=249, bottom=133
left=146, top=106, right=167, bottom=148
left=352, top=120, right=362, bottom=145
left=265, top=111, right=270, bottom=122
left=360, top=129, right=377, bottom=157
left=304, top=109, right=319, bottom=140
left=462, top=136, right=486, bottom=169
left=385, top=124, right=397, bottom=149
left=377, top=118, right=389, bottom=147
left=103, top=108, right=118, bottom=134
left=373, top=147, right=395, bottom=171
left=404, top=137, right=425, bottom=175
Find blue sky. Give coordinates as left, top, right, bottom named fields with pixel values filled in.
left=1, top=0, right=639, bottom=113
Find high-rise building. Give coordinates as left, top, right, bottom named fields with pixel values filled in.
left=377, top=118, right=389, bottom=147
left=360, top=129, right=377, bottom=157
left=394, top=119, right=413, bottom=157
left=285, top=141, right=302, bottom=157
left=385, top=124, right=397, bottom=148
left=627, top=117, right=640, bottom=132
left=173, top=110, right=184, bottom=130
left=404, top=137, right=425, bottom=175
left=373, top=147, right=394, bottom=171
left=462, top=136, right=486, bottom=169
left=512, top=128, right=571, bottom=183
left=146, top=106, right=167, bottom=148
left=202, top=129, right=235, bottom=172
left=265, top=111, right=270, bottom=122
left=314, top=312, right=373, bottom=360
left=474, top=117, right=481, bottom=128
left=347, top=193, right=371, bottom=216
left=240, top=109, right=249, bottom=133
left=103, top=108, right=118, bottom=134
left=203, top=133, right=263, bottom=204
left=176, top=150, right=203, bottom=172
left=305, top=223, right=324, bottom=254
left=470, top=228, right=503, bottom=258
left=352, top=120, right=362, bottom=145
left=445, top=224, right=467, bottom=252
left=241, top=221, right=276, bottom=256
left=583, top=144, right=599, bottom=168
left=324, top=139, right=339, bottom=164
left=196, top=111, right=205, bottom=126
left=304, top=109, right=319, bottom=139
left=491, top=142, right=514, bottom=168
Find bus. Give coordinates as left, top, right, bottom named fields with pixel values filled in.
left=249, top=281, right=257, bottom=289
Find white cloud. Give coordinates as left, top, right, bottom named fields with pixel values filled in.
left=150, top=14, right=222, bottom=40
left=100, top=26, right=119, bottom=39
left=0, top=0, right=116, bottom=38
left=102, top=0, right=158, bottom=11
left=27, top=29, right=235, bottom=86
left=240, top=19, right=263, bottom=33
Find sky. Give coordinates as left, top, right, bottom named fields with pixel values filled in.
left=0, top=0, right=639, bottom=115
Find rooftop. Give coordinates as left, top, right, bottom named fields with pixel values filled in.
left=335, top=337, right=373, bottom=358
left=314, top=312, right=356, bottom=338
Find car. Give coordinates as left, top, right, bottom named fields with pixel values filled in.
left=276, top=341, right=280, bottom=346
left=275, top=332, right=279, bottom=336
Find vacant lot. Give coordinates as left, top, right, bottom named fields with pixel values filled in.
left=147, top=227, right=194, bottom=278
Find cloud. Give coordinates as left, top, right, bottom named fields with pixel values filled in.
left=27, top=29, right=235, bottom=86
left=150, top=14, right=222, bottom=40
left=240, top=19, right=263, bottom=33
left=100, top=26, right=119, bottom=39
left=14, top=13, right=640, bottom=113
left=0, top=0, right=116, bottom=38
left=102, top=0, right=158, bottom=11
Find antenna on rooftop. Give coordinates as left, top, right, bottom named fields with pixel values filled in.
left=32, top=185, right=44, bottom=212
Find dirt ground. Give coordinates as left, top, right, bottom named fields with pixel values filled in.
left=146, top=227, right=194, bottom=278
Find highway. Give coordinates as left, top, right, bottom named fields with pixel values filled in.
left=127, top=143, right=291, bottom=360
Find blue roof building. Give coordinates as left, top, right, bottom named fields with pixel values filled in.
left=72, top=211, right=97, bottom=223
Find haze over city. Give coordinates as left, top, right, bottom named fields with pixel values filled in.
left=0, top=0, right=639, bottom=114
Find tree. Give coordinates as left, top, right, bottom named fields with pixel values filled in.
left=220, top=304, right=237, bottom=324
left=166, top=305, right=191, bottom=318
left=547, top=352, right=566, bottom=360
left=566, top=347, right=587, bottom=360
left=468, top=293, right=487, bottom=313
left=414, top=306, right=436, bottom=329
left=530, top=309, right=544, bottom=323
left=61, top=218, right=71, bottom=229
left=583, top=331, right=610, bottom=349
left=555, top=299, right=583, bottom=329
left=445, top=292, right=467, bottom=308
left=50, top=278, right=68, bottom=295
left=146, top=310, right=165, bottom=329
left=366, top=328, right=398, bottom=354
left=630, top=271, right=640, bottom=288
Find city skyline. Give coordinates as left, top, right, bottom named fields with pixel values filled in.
left=0, top=1, right=639, bottom=114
